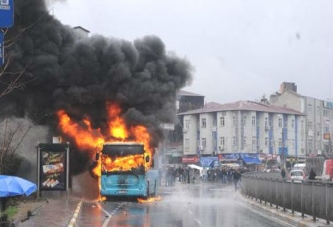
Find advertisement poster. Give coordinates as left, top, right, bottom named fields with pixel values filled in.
left=39, top=144, right=67, bottom=191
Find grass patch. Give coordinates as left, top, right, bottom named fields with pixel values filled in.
left=2, top=205, right=18, bottom=219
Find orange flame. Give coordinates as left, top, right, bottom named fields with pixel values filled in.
left=101, top=154, right=144, bottom=172
left=107, top=103, right=128, bottom=139
left=137, top=196, right=162, bottom=203
left=56, top=102, right=154, bottom=173
left=57, top=110, right=105, bottom=153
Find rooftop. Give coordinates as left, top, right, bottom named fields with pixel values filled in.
left=177, top=90, right=204, bottom=97
left=178, top=100, right=304, bottom=115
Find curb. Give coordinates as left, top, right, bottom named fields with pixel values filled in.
left=67, top=200, right=82, bottom=227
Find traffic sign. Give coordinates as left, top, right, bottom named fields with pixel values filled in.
left=0, top=0, right=14, bottom=28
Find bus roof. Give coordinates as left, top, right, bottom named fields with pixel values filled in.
left=103, top=142, right=144, bottom=146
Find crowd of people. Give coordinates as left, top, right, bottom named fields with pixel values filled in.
left=160, top=165, right=249, bottom=191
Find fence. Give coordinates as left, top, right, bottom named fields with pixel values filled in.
left=241, top=172, right=333, bottom=224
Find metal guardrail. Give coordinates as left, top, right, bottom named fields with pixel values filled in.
left=240, top=172, right=333, bottom=225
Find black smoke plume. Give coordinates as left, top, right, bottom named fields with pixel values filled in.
left=1, top=0, right=193, bottom=174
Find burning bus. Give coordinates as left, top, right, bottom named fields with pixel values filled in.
left=56, top=102, right=161, bottom=201
left=96, top=142, right=159, bottom=198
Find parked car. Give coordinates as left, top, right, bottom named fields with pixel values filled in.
left=289, top=169, right=306, bottom=182
left=292, top=163, right=306, bottom=170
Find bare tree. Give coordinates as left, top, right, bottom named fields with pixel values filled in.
left=0, top=9, right=43, bottom=99
left=0, top=56, right=29, bottom=99
left=0, top=118, right=34, bottom=175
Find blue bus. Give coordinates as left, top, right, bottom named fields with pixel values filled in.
left=96, top=142, right=159, bottom=199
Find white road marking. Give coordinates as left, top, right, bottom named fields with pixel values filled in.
left=99, top=202, right=125, bottom=227
left=184, top=204, right=202, bottom=226
left=195, top=219, right=202, bottom=225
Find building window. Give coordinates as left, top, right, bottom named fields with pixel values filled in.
left=252, top=137, right=256, bottom=150
left=308, top=122, right=313, bottom=130
left=291, top=119, right=294, bottom=128
left=278, top=118, right=282, bottom=128
left=316, top=106, right=320, bottom=115
left=308, top=140, right=313, bottom=152
left=242, top=116, right=247, bottom=126
left=301, top=120, right=304, bottom=133
left=265, top=137, right=268, bottom=146
left=185, top=139, right=189, bottom=148
left=202, top=138, right=206, bottom=148
left=220, top=137, right=225, bottom=146
left=264, top=117, right=268, bottom=128
left=233, top=116, right=236, bottom=126
left=251, top=116, right=255, bottom=126
left=201, top=118, right=206, bottom=128
left=185, top=139, right=189, bottom=153
left=185, top=120, right=189, bottom=129
left=278, top=138, right=282, bottom=147
left=220, top=116, right=225, bottom=127
left=307, top=104, right=313, bottom=114
left=233, top=137, right=236, bottom=146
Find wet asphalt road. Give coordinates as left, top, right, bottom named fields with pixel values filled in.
left=76, top=183, right=292, bottom=227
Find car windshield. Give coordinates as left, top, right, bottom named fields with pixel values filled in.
left=291, top=171, right=303, bottom=176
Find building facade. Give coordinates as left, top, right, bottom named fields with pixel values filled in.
left=270, top=82, right=333, bottom=156
left=179, top=100, right=305, bottom=162
left=163, top=90, right=205, bottom=165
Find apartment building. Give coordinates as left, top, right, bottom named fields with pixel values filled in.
left=270, top=82, right=333, bottom=156
left=179, top=100, right=305, bottom=163
left=162, top=90, right=205, bottom=165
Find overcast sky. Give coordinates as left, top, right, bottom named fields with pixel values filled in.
left=49, top=0, right=333, bottom=104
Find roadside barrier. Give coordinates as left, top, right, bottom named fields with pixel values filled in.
left=241, top=173, right=333, bottom=225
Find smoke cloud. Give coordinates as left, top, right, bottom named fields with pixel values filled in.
left=1, top=0, right=193, bottom=174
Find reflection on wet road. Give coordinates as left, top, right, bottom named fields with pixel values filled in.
left=77, top=183, right=291, bottom=227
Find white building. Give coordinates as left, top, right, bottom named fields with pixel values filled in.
left=179, top=100, right=305, bottom=159
left=73, top=26, right=90, bottom=39
left=270, top=82, right=333, bottom=156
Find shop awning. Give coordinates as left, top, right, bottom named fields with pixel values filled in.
left=242, top=157, right=261, bottom=165
left=200, top=157, right=219, bottom=167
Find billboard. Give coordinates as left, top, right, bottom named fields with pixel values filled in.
left=38, top=143, right=68, bottom=191
left=182, top=155, right=199, bottom=164
left=0, top=0, right=14, bottom=28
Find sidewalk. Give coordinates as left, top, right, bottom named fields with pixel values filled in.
left=14, top=197, right=81, bottom=227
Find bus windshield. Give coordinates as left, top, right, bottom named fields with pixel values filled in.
left=102, top=144, right=144, bottom=157
left=101, top=143, right=145, bottom=174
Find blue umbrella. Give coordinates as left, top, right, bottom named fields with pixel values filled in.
left=0, top=175, right=37, bottom=197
